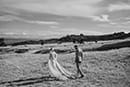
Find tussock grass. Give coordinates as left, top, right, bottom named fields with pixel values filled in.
left=0, top=39, right=130, bottom=87
left=95, top=41, right=130, bottom=51
left=0, top=47, right=130, bottom=87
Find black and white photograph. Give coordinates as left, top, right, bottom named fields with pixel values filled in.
left=0, top=0, right=130, bottom=87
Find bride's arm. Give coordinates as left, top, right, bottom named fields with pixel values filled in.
left=54, top=52, right=57, bottom=60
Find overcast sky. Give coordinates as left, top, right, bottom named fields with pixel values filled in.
left=0, top=0, right=130, bottom=38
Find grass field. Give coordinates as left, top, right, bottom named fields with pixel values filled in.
left=0, top=39, right=130, bottom=87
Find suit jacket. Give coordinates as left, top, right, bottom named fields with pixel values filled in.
left=75, top=48, right=83, bottom=63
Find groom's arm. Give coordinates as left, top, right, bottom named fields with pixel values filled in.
left=80, top=51, right=83, bottom=60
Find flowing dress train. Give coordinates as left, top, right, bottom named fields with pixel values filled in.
left=48, top=51, right=74, bottom=80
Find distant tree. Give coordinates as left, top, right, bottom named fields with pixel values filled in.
left=79, top=39, right=84, bottom=44
left=57, top=41, right=62, bottom=44
left=0, top=38, right=4, bottom=42
left=95, top=40, right=98, bottom=43
left=0, top=38, right=6, bottom=46
left=80, top=33, right=84, bottom=37
left=79, top=33, right=84, bottom=44
left=73, top=40, right=76, bottom=43
left=40, top=40, right=44, bottom=45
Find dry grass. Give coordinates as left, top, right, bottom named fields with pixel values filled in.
left=0, top=39, right=130, bottom=87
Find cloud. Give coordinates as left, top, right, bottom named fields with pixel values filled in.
left=53, top=28, right=103, bottom=35
left=98, top=21, right=130, bottom=29
left=0, top=0, right=103, bottom=18
left=0, top=15, right=59, bottom=25
left=107, top=16, right=130, bottom=25
left=50, top=26, right=59, bottom=28
left=0, top=15, right=19, bottom=21
left=26, top=20, right=59, bottom=25
left=108, top=3, right=130, bottom=11
left=109, top=22, right=117, bottom=25
left=3, top=32, right=27, bottom=35
left=90, top=15, right=110, bottom=22
left=4, top=32, right=16, bottom=35
left=22, top=32, right=27, bottom=35
left=125, top=17, right=130, bottom=20
left=121, top=21, right=130, bottom=25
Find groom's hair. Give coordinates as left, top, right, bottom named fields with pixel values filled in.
left=74, top=45, right=78, bottom=48
left=49, top=48, right=54, bottom=51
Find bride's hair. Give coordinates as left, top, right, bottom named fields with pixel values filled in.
left=74, top=45, right=78, bottom=48
left=49, top=48, right=54, bottom=51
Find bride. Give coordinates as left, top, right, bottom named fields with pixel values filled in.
left=48, top=48, right=75, bottom=80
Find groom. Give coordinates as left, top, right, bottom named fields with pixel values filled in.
left=74, top=45, right=84, bottom=78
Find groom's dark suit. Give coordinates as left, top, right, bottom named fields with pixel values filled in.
left=74, top=45, right=84, bottom=78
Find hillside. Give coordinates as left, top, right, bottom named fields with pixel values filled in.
left=59, top=32, right=130, bottom=43
left=0, top=32, right=130, bottom=46
left=0, top=40, right=130, bottom=87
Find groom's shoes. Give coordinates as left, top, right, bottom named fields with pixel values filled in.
left=79, top=74, right=84, bottom=78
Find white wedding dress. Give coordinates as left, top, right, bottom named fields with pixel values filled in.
left=48, top=51, right=74, bottom=80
